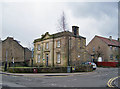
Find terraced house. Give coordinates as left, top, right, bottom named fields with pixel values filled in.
left=33, top=26, right=87, bottom=67
left=2, top=37, right=32, bottom=67
left=87, top=35, right=120, bottom=62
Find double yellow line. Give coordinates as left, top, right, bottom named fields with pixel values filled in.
left=107, top=76, right=120, bottom=88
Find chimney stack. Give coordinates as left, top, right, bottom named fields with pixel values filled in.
left=72, top=26, right=79, bottom=36
left=109, top=36, right=112, bottom=41
left=118, top=38, right=120, bottom=42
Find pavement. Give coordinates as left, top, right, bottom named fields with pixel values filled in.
left=0, top=71, right=95, bottom=77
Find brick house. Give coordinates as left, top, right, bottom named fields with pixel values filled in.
left=33, top=26, right=87, bottom=67
left=1, top=37, right=32, bottom=67
left=86, top=35, right=120, bottom=62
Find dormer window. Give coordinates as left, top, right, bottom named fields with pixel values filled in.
left=57, top=40, right=60, bottom=48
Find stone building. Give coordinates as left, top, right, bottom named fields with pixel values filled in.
left=33, top=26, right=87, bottom=67
left=86, top=35, right=120, bottom=62
left=2, top=37, right=32, bottom=67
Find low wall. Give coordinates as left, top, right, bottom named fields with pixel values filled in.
left=96, top=62, right=119, bottom=67
left=8, top=67, right=67, bottom=73
left=8, top=65, right=93, bottom=73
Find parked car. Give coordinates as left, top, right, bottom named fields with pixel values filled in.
left=82, top=62, right=97, bottom=70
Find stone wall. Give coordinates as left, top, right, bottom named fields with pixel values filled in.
left=2, top=37, right=32, bottom=67
left=70, top=36, right=86, bottom=66
left=2, top=37, right=24, bottom=62
left=34, top=33, right=87, bottom=67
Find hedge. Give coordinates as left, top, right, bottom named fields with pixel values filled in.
left=8, top=65, right=93, bottom=73
left=73, top=65, right=93, bottom=72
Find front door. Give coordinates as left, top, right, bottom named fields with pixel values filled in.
left=46, top=54, right=49, bottom=67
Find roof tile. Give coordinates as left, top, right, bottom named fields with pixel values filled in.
left=96, top=36, right=120, bottom=47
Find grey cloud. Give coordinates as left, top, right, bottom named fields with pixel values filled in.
left=2, top=2, right=118, bottom=47
left=66, top=2, right=118, bottom=41
left=67, top=2, right=118, bottom=19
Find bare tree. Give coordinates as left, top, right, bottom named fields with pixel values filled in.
left=112, top=47, right=120, bottom=61
left=28, top=42, right=34, bottom=51
left=95, top=46, right=104, bottom=60
left=57, top=11, right=68, bottom=32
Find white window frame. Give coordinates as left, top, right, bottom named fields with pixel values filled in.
left=115, top=47, right=118, bottom=51
left=37, top=54, right=40, bottom=62
left=57, top=40, right=60, bottom=48
left=110, top=46, right=112, bottom=50
left=57, top=53, right=61, bottom=64
left=37, top=44, right=41, bottom=51
left=93, top=47, right=95, bottom=52
left=46, top=42, right=49, bottom=49
left=110, top=54, right=113, bottom=60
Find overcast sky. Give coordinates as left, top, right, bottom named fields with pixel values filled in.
left=1, top=0, right=119, bottom=48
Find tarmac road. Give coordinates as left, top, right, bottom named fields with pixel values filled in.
left=1, top=68, right=119, bottom=88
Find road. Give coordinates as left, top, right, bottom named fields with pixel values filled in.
left=113, top=76, right=120, bottom=88
left=1, top=68, right=119, bottom=88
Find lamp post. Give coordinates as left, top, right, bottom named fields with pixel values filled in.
left=4, top=50, right=8, bottom=71
left=12, top=57, right=14, bottom=72
left=12, top=57, right=14, bottom=66
left=31, top=48, right=34, bottom=67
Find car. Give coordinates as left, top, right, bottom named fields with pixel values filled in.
left=83, top=62, right=97, bottom=70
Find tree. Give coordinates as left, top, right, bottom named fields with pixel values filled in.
left=93, top=46, right=104, bottom=62
left=57, top=11, right=69, bottom=32
left=112, top=47, right=120, bottom=61
left=96, top=48, right=103, bottom=58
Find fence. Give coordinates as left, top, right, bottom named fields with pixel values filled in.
left=96, top=62, right=119, bottom=67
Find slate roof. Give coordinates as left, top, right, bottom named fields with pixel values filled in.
left=34, top=31, right=86, bottom=43
left=96, top=35, right=120, bottom=47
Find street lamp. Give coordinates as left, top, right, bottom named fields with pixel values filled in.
left=12, top=57, right=14, bottom=72
left=12, top=57, right=14, bottom=66
left=4, top=50, right=8, bottom=71
left=31, top=48, right=34, bottom=67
